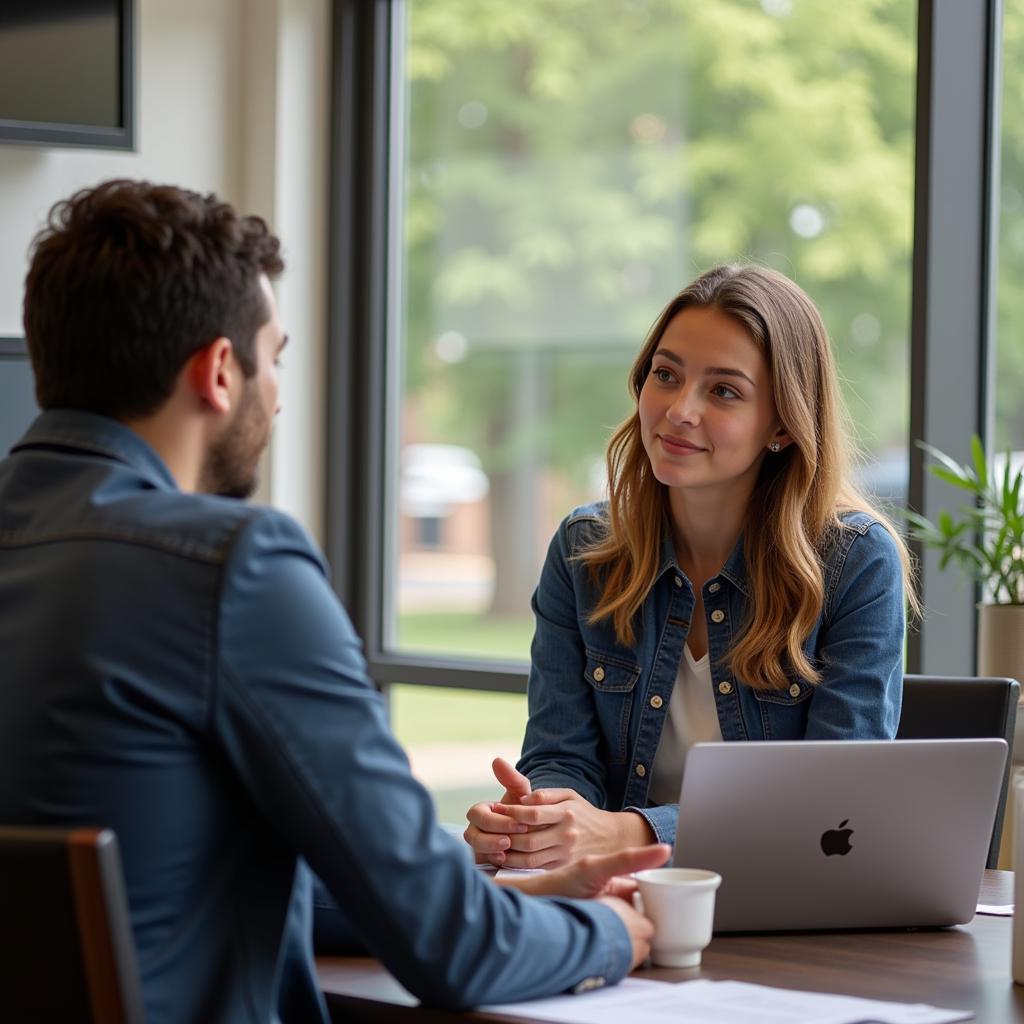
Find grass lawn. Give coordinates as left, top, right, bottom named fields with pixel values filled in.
left=391, top=684, right=529, bottom=746
left=392, top=612, right=533, bottom=744
left=391, top=612, right=533, bottom=746
left=397, top=611, right=534, bottom=661
left=390, top=613, right=535, bottom=819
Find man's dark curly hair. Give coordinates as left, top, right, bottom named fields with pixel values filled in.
left=23, top=179, right=285, bottom=418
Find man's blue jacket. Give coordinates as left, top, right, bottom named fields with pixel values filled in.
left=0, top=409, right=630, bottom=1024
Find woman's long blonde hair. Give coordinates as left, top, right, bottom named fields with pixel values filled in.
left=581, top=264, right=917, bottom=691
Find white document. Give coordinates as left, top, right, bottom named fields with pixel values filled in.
left=482, top=978, right=680, bottom=1023
left=976, top=902, right=1014, bottom=916
left=494, top=866, right=546, bottom=880
left=481, top=978, right=973, bottom=1024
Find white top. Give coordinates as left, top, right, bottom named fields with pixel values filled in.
left=648, top=645, right=723, bottom=806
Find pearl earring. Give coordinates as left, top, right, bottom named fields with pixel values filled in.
left=768, top=441, right=781, bottom=452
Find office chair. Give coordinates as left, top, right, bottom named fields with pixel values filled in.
left=897, top=674, right=1020, bottom=869
left=0, top=826, right=144, bottom=1023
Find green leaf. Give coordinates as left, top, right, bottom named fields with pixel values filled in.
left=1002, top=451, right=1014, bottom=516
left=971, top=434, right=988, bottom=488
left=929, top=466, right=980, bottom=492
left=916, top=440, right=977, bottom=485
left=1011, top=468, right=1024, bottom=515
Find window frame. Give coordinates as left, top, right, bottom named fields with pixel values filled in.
left=326, top=0, right=1004, bottom=693
left=908, top=0, right=1003, bottom=675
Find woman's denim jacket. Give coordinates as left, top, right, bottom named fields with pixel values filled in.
left=517, top=502, right=905, bottom=845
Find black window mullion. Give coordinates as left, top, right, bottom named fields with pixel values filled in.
left=326, top=0, right=392, bottom=653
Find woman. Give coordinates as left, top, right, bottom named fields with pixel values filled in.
left=464, top=264, right=916, bottom=869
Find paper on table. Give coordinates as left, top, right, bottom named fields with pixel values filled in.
left=481, top=978, right=973, bottom=1024
left=494, top=866, right=546, bottom=879
left=976, top=902, right=1014, bottom=916
left=482, top=978, right=679, bottom=1024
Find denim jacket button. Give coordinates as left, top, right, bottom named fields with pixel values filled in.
left=674, top=576, right=683, bottom=588
left=707, top=582, right=721, bottom=593
left=635, top=763, right=646, bottom=777
left=650, top=694, right=664, bottom=709
left=718, top=680, right=733, bottom=695
left=593, top=666, right=605, bottom=682
left=789, top=683, right=801, bottom=698
left=710, top=609, right=725, bottom=623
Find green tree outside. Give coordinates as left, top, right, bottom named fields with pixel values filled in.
left=399, top=0, right=917, bottom=640
left=998, top=0, right=1024, bottom=451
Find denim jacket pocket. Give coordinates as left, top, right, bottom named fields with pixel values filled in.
left=750, top=678, right=813, bottom=707
left=583, top=649, right=640, bottom=764
left=583, top=649, right=641, bottom=693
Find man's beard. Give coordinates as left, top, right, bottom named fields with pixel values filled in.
left=198, top=380, right=271, bottom=499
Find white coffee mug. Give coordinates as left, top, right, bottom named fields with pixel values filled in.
left=633, top=867, right=722, bottom=967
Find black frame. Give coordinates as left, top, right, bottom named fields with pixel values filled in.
left=328, top=0, right=1006, bottom=693
left=0, top=0, right=135, bottom=151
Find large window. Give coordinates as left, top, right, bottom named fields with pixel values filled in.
left=331, top=1, right=1005, bottom=815
left=381, top=0, right=917, bottom=812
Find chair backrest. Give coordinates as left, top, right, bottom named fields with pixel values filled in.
left=0, top=827, right=144, bottom=1023
left=897, top=674, right=1020, bottom=869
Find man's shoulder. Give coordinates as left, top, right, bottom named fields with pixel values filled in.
left=126, top=492, right=319, bottom=569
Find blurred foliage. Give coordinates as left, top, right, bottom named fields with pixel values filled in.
left=998, top=1, right=1024, bottom=451
left=402, top=0, right=917, bottom=495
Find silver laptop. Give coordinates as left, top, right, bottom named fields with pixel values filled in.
left=671, top=739, right=1006, bottom=932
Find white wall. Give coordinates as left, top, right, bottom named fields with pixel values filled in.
left=0, top=0, right=329, bottom=543
left=257, top=0, right=329, bottom=543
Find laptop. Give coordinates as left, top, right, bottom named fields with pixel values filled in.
left=671, top=739, right=1007, bottom=932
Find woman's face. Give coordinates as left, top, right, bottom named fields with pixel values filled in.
left=638, top=305, right=788, bottom=499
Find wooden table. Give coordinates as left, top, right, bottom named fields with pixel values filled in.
left=318, top=871, right=1024, bottom=1023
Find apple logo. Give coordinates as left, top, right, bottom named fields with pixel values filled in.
left=820, top=819, right=854, bottom=856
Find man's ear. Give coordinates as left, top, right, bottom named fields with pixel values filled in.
left=186, top=337, right=235, bottom=415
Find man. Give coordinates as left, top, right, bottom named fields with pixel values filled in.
left=0, top=180, right=665, bottom=1023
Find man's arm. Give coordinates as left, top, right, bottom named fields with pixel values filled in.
left=211, top=511, right=638, bottom=1009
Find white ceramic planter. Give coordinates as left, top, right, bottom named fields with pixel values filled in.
left=977, top=603, right=1024, bottom=680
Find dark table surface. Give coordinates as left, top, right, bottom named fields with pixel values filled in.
left=318, top=871, right=1024, bottom=1023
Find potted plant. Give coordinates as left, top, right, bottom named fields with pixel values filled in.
left=904, top=435, right=1024, bottom=678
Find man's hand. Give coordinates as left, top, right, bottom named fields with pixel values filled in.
left=496, top=844, right=671, bottom=900
left=596, top=895, right=656, bottom=972
left=475, top=787, right=657, bottom=869
left=463, top=758, right=533, bottom=865
left=492, top=846, right=666, bottom=973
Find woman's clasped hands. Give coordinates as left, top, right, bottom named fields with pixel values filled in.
left=464, top=757, right=656, bottom=869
